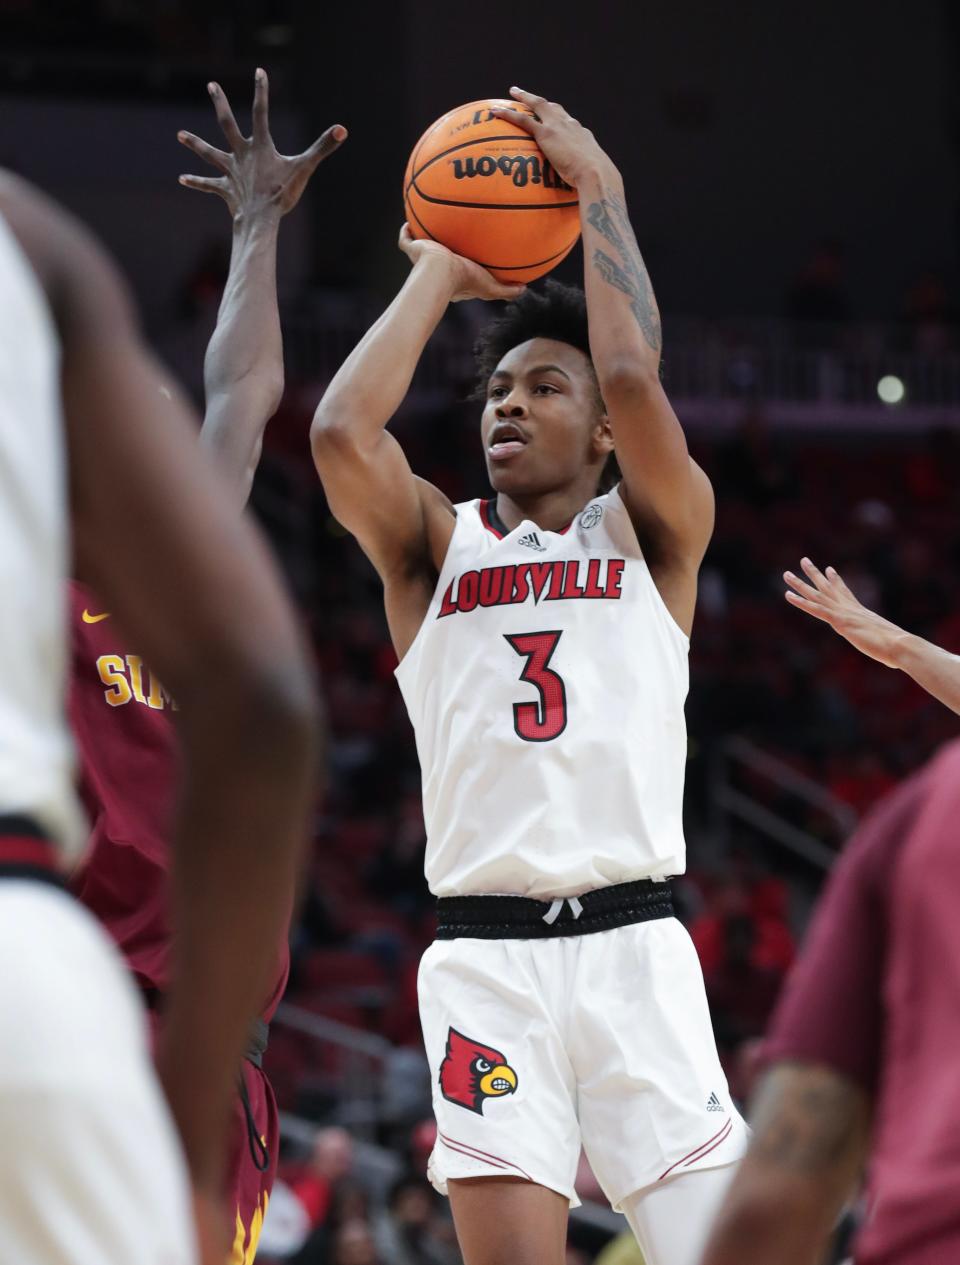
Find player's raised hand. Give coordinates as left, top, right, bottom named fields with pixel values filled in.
left=398, top=223, right=525, bottom=303
left=177, top=68, right=346, bottom=220
left=489, top=87, right=615, bottom=188
left=784, top=557, right=905, bottom=668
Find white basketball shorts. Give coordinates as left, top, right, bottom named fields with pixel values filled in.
left=418, top=916, right=747, bottom=1211
left=0, top=881, right=196, bottom=1264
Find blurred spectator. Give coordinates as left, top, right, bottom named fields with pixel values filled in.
left=329, top=1218, right=382, bottom=1265
left=716, top=409, right=791, bottom=508
left=257, top=1177, right=313, bottom=1261
left=690, top=879, right=794, bottom=1057
left=827, top=751, right=897, bottom=815
left=372, top=1174, right=460, bottom=1265
left=409, top=1118, right=438, bottom=1177
left=286, top=1127, right=355, bottom=1232
left=288, top=1182, right=372, bottom=1265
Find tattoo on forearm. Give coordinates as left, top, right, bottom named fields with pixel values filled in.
left=586, top=192, right=662, bottom=355
left=749, top=1065, right=870, bottom=1176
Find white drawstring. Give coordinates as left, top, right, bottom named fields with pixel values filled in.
left=542, top=897, right=584, bottom=925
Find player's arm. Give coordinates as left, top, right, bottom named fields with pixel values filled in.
left=786, top=556, right=960, bottom=715
left=177, top=69, right=345, bottom=504
left=1, top=173, right=318, bottom=1201
left=310, top=228, right=523, bottom=585
left=699, top=1062, right=870, bottom=1265
left=492, top=91, right=714, bottom=572
left=700, top=773, right=929, bottom=1265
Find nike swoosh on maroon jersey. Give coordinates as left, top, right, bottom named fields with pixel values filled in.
left=81, top=609, right=110, bottom=624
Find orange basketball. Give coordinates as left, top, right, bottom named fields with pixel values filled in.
left=403, top=99, right=580, bottom=283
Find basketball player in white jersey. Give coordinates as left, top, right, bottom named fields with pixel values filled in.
left=0, top=169, right=318, bottom=1262
left=311, top=88, right=745, bottom=1265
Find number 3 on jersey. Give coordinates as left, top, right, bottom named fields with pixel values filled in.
left=504, top=631, right=568, bottom=742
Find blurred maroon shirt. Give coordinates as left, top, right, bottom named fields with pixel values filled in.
left=765, top=739, right=960, bottom=1265
left=67, top=581, right=288, bottom=1018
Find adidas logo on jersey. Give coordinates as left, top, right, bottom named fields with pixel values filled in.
left=706, top=1092, right=725, bottom=1112
left=517, top=531, right=547, bottom=552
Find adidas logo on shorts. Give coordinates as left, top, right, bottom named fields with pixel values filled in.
left=517, top=531, right=547, bottom=552
left=706, top=1092, right=725, bottom=1112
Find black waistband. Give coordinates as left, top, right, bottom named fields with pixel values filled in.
left=436, top=877, right=674, bottom=940
left=0, top=814, right=62, bottom=885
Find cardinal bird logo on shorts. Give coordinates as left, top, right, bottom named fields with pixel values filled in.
left=440, top=1028, right=518, bottom=1115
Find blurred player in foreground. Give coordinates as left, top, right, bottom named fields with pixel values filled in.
left=0, top=132, right=318, bottom=1260
left=700, top=737, right=960, bottom=1265
left=69, top=70, right=345, bottom=1264
left=312, top=86, right=744, bottom=1265
left=784, top=555, right=960, bottom=714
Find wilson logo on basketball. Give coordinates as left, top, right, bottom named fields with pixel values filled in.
left=440, top=1028, right=518, bottom=1115
left=450, top=154, right=573, bottom=191
left=403, top=98, right=581, bottom=283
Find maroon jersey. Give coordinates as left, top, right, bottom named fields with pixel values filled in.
left=67, top=581, right=289, bottom=1016
left=765, top=740, right=960, bottom=1265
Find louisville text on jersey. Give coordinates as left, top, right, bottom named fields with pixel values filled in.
left=438, top=557, right=625, bottom=618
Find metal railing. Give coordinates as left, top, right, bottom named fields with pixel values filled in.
left=283, top=308, right=960, bottom=426
left=273, top=1001, right=391, bottom=1138
left=709, top=735, right=856, bottom=874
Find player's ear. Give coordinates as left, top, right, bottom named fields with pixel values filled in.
left=593, top=413, right=615, bottom=458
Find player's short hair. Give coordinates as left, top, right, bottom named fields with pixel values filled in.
left=472, top=280, right=621, bottom=494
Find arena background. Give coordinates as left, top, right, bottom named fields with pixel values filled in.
left=6, top=3, right=959, bottom=1261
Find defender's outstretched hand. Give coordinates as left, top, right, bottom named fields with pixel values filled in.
left=178, top=68, right=346, bottom=219
left=786, top=557, right=960, bottom=716
left=784, top=558, right=904, bottom=667
left=398, top=223, right=524, bottom=303
left=489, top=86, right=614, bottom=188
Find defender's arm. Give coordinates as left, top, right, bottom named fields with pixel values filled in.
left=310, top=230, right=521, bottom=581
left=699, top=1063, right=869, bottom=1265
left=786, top=557, right=960, bottom=716
left=177, top=71, right=345, bottom=503
left=701, top=772, right=924, bottom=1265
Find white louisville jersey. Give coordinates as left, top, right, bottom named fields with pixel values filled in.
left=395, top=486, right=690, bottom=899
left=0, top=210, right=83, bottom=855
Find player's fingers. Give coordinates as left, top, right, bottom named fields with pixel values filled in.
left=825, top=565, right=855, bottom=598
left=489, top=106, right=539, bottom=134
left=176, top=131, right=231, bottom=173
left=397, top=223, right=422, bottom=259
left=487, top=281, right=527, bottom=300
left=252, top=67, right=271, bottom=144
left=510, top=85, right=549, bottom=111
left=207, top=81, right=246, bottom=151
left=783, top=570, right=824, bottom=603
left=799, top=556, right=832, bottom=593
left=785, top=591, right=834, bottom=624
left=178, top=173, right=230, bottom=197
left=301, top=124, right=348, bottom=172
